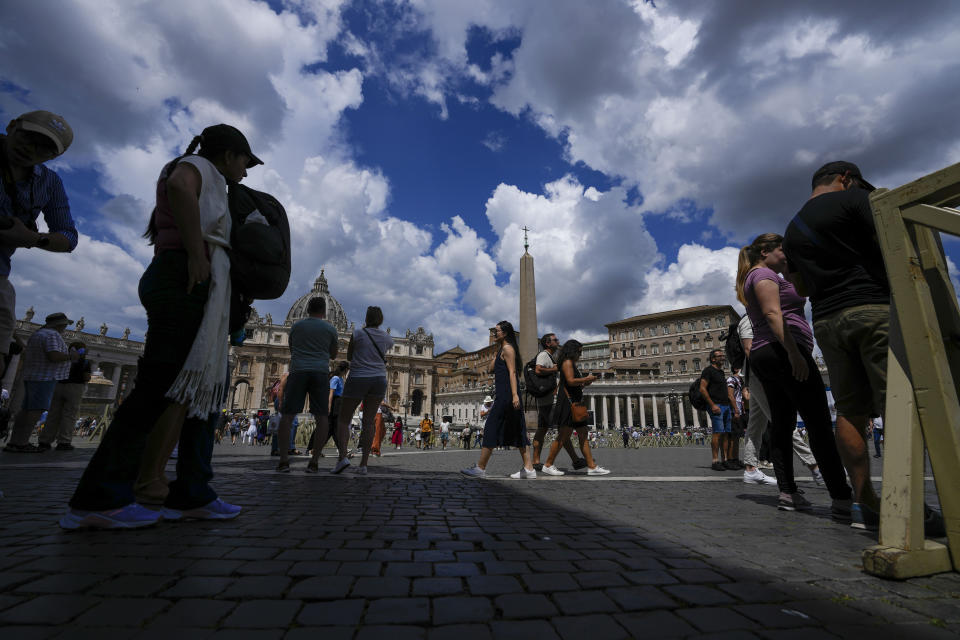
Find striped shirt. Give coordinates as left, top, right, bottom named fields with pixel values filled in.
left=0, top=139, right=78, bottom=276
left=22, top=328, right=70, bottom=382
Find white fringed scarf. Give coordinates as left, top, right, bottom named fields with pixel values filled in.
left=165, top=159, right=233, bottom=418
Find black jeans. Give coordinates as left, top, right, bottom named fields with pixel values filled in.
left=70, top=251, right=219, bottom=511
left=750, top=343, right=852, bottom=500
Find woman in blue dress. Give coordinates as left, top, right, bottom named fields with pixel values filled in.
left=461, top=321, right=535, bottom=479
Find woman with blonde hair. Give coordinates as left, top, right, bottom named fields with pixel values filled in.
left=736, top=233, right=852, bottom=515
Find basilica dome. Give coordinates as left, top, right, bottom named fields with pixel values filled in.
left=285, top=270, right=350, bottom=333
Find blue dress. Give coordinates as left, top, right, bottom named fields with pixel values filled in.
left=481, top=349, right=530, bottom=448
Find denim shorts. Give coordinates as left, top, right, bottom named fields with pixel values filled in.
left=23, top=380, right=57, bottom=411
left=281, top=370, right=329, bottom=416
left=341, top=375, right=387, bottom=400
left=710, top=405, right=732, bottom=433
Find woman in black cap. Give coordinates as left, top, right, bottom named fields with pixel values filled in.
left=62, top=125, right=262, bottom=529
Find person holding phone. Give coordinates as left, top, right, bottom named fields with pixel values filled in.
left=540, top=340, right=610, bottom=476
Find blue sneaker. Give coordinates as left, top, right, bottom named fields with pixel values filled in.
left=851, top=502, right=879, bottom=531
left=162, top=498, right=241, bottom=521
left=59, top=503, right=162, bottom=530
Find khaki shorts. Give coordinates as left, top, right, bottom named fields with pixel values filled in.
left=813, top=304, right=889, bottom=418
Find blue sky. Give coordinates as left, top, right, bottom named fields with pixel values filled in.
left=2, top=0, right=959, bottom=352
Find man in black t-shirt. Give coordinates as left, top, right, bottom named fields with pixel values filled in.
left=38, top=341, right=90, bottom=451
left=783, top=161, right=886, bottom=530
left=699, top=349, right=731, bottom=471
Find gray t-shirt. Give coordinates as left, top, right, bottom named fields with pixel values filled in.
left=535, top=349, right=558, bottom=407
left=349, top=327, right=394, bottom=378
left=289, top=317, right=338, bottom=373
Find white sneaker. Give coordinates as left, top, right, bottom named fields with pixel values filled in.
left=743, top=469, right=777, bottom=485
left=331, top=458, right=351, bottom=474
left=587, top=466, right=611, bottom=476
left=510, top=467, right=536, bottom=479
left=460, top=464, right=487, bottom=478
left=354, top=466, right=368, bottom=475
left=541, top=465, right=564, bottom=476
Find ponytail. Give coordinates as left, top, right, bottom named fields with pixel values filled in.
left=734, top=233, right=783, bottom=305
left=142, top=134, right=206, bottom=244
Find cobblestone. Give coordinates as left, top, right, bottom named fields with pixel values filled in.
left=0, top=444, right=951, bottom=637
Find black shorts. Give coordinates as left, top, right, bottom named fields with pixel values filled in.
left=282, top=370, right=329, bottom=417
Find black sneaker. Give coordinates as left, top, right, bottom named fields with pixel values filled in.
left=276, top=462, right=290, bottom=473
left=723, top=460, right=739, bottom=470
left=55, top=443, right=75, bottom=451
left=533, top=463, right=544, bottom=472
left=37, top=442, right=52, bottom=451
left=572, top=458, right=587, bottom=470
left=711, top=461, right=726, bottom=471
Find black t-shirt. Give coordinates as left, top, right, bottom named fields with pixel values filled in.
left=783, top=188, right=889, bottom=323
left=62, top=358, right=91, bottom=384
left=700, top=366, right=729, bottom=405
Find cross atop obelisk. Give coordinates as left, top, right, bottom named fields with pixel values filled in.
left=518, top=225, right=538, bottom=364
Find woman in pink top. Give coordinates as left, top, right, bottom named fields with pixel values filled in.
left=736, top=233, right=852, bottom=516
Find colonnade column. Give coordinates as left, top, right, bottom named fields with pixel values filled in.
left=692, top=407, right=701, bottom=429
left=639, top=395, right=646, bottom=429
left=590, top=396, right=597, bottom=425
left=613, top=396, right=621, bottom=429
left=666, top=398, right=673, bottom=430
left=678, top=397, right=687, bottom=429
left=601, top=395, right=609, bottom=429
left=626, top=396, right=633, bottom=428
left=652, top=395, right=659, bottom=429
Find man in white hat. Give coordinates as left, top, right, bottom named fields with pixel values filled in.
left=0, top=111, right=79, bottom=379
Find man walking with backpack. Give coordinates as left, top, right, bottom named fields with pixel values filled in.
left=529, top=333, right=585, bottom=472
left=699, top=350, right=732, bottom=471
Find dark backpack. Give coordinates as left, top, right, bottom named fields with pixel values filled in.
left=523, top=352, right=557, bottom=398
left=721, top=322, right=745, bottom=372
left=688, top=376, right=709, bottom=411
left=227, top=183, right=291, bottom=300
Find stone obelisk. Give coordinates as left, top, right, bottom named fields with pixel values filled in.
left=518, top=226, right=538, bottom=365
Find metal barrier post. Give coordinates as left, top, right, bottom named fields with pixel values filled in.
left=862, top=163, right=960, bottom=578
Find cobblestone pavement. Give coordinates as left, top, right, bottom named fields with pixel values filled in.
left=0, top=441, right=957, bottom=639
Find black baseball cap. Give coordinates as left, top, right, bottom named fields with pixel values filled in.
left=811, top=161, right=875, bottom=191
left=200, top=124, right=263, bottom=168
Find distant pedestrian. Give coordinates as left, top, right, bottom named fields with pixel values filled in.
left=38, top=340, right=91, bottom=451
left=871, top=417, right=883, bottom=458
left=461, top=321, right=535, bottom=478
left=439, top=416, right=451, bottom=450
left=391, top=418, right=403, bottom=449
left=462, top=424, right=472, bottom=449
left=333, top=306, right=393, bottom=475
left=540, top=340, right=609, bottom=476
left=5, top=312, right=78, bottom=452
left=699, top=349, right=732, bottom=471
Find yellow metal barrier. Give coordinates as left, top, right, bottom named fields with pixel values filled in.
left=862, top=162, right=960, bottom=578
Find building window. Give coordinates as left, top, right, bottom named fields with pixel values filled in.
left=666, top=362, right=674, bottom=373
left=717, top=316, right=725, bottom=328
left=638, top=327, right=646, bottom=337
left=639, top=345, right=647, bottom=355
left=651, top=344, right=659, bottom=355
left=680, top=360, right=687, bottom=373
left=415, top=372, right=423, bottom=384
left=675, top=321, right=684, bottom=332
left=703, top=318, right=712, bottom=329
left=238, top=359, right=249, bottom=374
left=706, top=335, right=714, bottom=349
left=662, top=324, right=670, bottom=335
left=664, top=342, right=672, bottom=354
left=270, top=362, right=278, bottom=375
left=687, top=321, right=696, bottom=331
left=677, top=339, right=685, bottom=352
left=416, top=345, right=423, bottom=355
left=693, top=358, right=702, bottom=370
